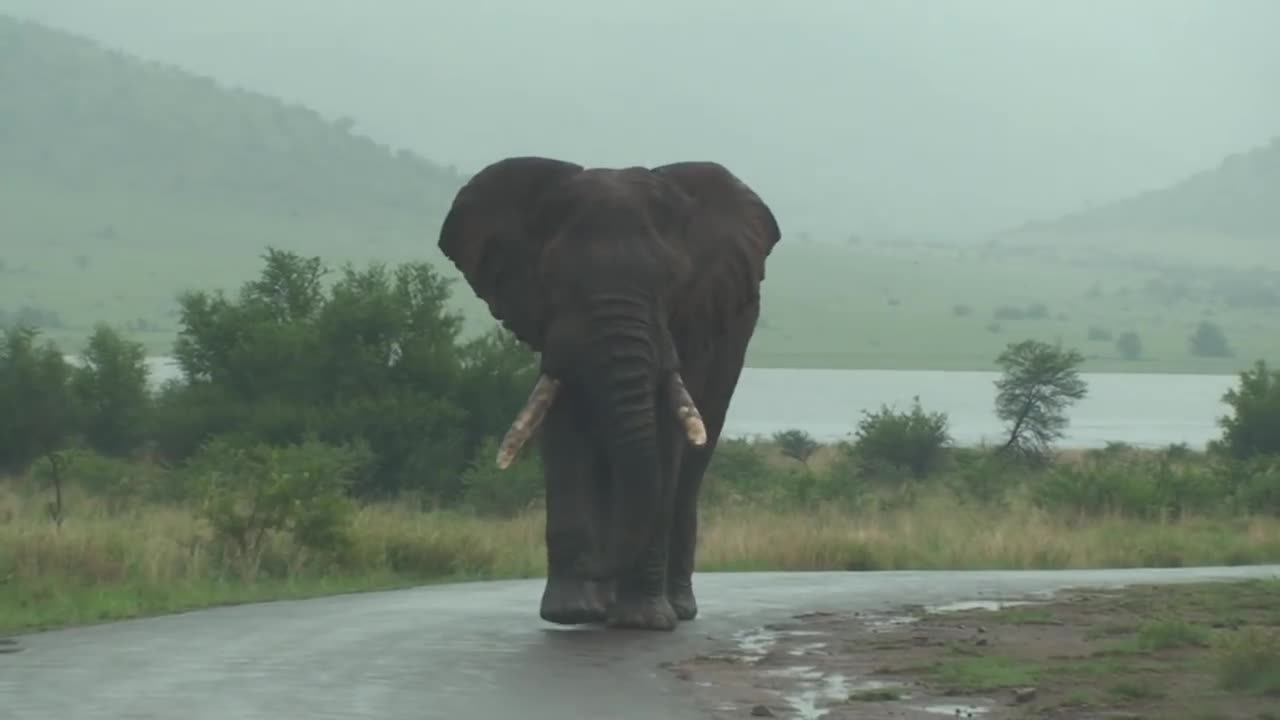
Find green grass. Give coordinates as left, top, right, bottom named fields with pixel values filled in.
left=747, top=242, right=1280, bottom=374
left=1216, top=628, right=1280, bottom=696
left=1136, top=619, right=1213, bottom=651
left=927, top=655, right=1039, bottom=690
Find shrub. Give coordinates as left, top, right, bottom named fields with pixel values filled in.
left=1217, top=360, right=1280, bottom=459
left=851, top=396, right=951, bottom=479
left=703, top=438, right=779, bottom=505
left=183, top=435, right=372, bottom=579
left=773, top=428, right=819, bottom=465
left=458, top=437, right=544, bottom=517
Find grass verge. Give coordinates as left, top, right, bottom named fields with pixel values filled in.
left=3, top=480, right=1280, bottom=636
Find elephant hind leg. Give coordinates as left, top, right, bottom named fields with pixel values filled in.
left=667, top=305, right=760, bottom=620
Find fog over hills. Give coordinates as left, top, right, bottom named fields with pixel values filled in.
left=996, top=135, right=1280, bottom=265
left=3, top=0, right=1277, bottom=242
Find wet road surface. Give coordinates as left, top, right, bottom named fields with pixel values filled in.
left=5, top=565, right=1279, bottom=719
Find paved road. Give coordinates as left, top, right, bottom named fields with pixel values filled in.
left=5, top=565, right=1279, bottom=719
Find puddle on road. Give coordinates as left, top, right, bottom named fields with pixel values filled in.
left=786, top=641, right=828, bottom=656
left=866, top=614, right=919, bottom=629
left=918, top=702, right=990, bottom=717
left=928, top=599, right=1037, bottom=614
left=733, top=627, right=779, bottom=662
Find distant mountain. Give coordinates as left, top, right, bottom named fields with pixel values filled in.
left=995, top=136, right=1280, bottom=266
left=0, top=14, right=465, bottom=253
left=0, top=15, right=493, bottom=353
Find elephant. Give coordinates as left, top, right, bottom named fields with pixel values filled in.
left=437, top=156, right=781, bottom=631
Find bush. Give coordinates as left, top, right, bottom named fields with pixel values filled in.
left=457, top=437, right=544, bottom=517
left=183, top=435, right=373, bottom=579
left=703, top=438, right=780, bottom=505
left=850, top=396, right=952, bottom=479
left=773, top=428, right=819, bottom=465
left=1217, top=360, right=1280, bottom=460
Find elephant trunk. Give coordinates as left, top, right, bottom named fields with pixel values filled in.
left=571, top=297, right=669, bottom=581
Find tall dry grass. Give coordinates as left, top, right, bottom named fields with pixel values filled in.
left=4, top=480, right=1279, bottom=634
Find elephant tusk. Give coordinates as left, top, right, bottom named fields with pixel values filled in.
left=495, top=374, right=561, bottom=469
left=668, top=372, right=708, bottom=447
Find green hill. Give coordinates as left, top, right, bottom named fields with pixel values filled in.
left=0, top=15, right=477, bottom=353
left=993, top=136, right=1280, bottom=268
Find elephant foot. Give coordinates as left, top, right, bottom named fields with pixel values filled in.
left=540, top=577, right=609, bottom=625
left=668, top=585, right=699, bottom=621
left=606, top=594, right=678, bottom=632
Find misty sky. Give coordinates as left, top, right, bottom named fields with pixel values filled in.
left=4, top=0, right=1277, bottom=240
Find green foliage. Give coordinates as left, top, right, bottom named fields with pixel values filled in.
left=850, top=396, right=952, bottom=479
left=772, top=428, right=819, bottom=465
left=993, top=339, right=1088, bottom=462
left=703, top=438, right=784, bottom=505
left=1217, top=360, right=1280, bottom=460
left=183, top=435, right=372, bottom=578
left=155, top=248, right=534, bottom=500
left=70, top=323, right=151, bottom=456
left=457, top=438, right=544, bottom=517
left=0, top=324, right=77, bottom=473
left=28, top=449, right=172, bottom=511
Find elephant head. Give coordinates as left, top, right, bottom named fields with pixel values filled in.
left=438, top=156, right=779, bottom=578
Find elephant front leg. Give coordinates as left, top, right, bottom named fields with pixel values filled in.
left=606, top=530, right=678, bottom=631
left=540, top=405, right=610, bottom=626
left=605, top=421, right=681, bottom=632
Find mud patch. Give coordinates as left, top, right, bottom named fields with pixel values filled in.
left=667, top=578, right=1280, bottom=719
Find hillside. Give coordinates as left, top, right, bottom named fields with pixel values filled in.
left=2, top=14, right=1278, bottom=375
left=0, top=15, right=480, bottom=353
left=995, top=136, right=1280, bottom=268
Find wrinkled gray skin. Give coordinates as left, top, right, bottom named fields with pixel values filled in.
left=438, top=157, right=781, bottom=631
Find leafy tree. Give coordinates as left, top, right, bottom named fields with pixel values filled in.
left=154, top=248, right=532, bottom=500
left=0, top=325, right=80, bottom=522
left=1216, top=359, right=1280, bottom=459
left=1115, top=330, right=1143, bottom=361
left=1189, top=320, right=1233, bottom=358
left=773, top=428, right=820, bottom=465
left=993, top=339, right=1088, bottom=462
left=70, top=323, right=152, bottom=457
left=0, top=325, right=78, bottom=474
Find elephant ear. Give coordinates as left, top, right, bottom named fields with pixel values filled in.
left=651, top=161, right=782, bottom=340
left=437, top=156, right=584, bottom=350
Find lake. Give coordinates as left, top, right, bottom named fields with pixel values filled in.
left=135, top=358, right=1240, bottom=450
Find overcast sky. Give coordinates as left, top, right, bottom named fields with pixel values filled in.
left=5, top=0, right=1277, bottom=240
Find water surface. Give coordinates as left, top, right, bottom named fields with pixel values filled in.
left=136, top=358, right=1238, bottom=449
